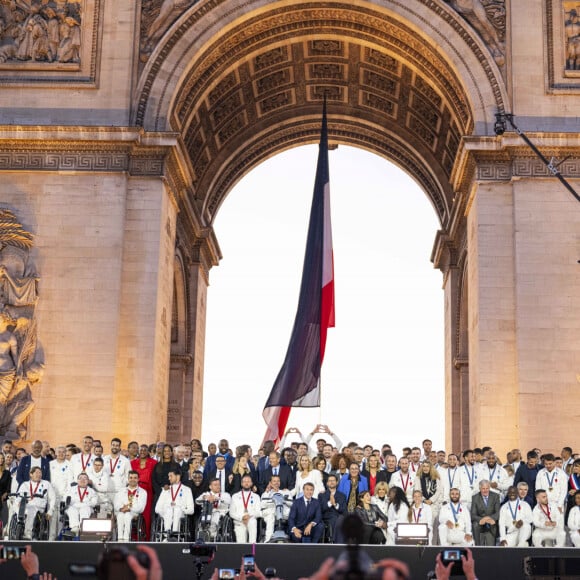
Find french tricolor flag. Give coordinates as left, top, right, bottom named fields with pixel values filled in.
left=262, top=100, right=335, bottom=447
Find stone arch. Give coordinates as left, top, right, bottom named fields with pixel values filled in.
left=134, top=0, right=508, bottom=228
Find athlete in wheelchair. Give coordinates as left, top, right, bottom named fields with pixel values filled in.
left=10, top=466, right=55, bottom=540
left=154, top=467, right=194, bottom=542
left=62, top=472, right=98, bottom=537
left=113, top=470, right=147, bottom=541
left=260, top=475, right=293, bottom=543
left=194, top=477, right=231, bottom=542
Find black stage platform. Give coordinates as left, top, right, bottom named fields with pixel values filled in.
left=1, top=542, right=579, bottom=579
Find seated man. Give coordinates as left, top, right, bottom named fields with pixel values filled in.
left=155, top=467, right=194, bottom=536
left=229, top=474, right=261, bottom=543
left=532, top=489, right=566, bottom=547
left=499, top=485, right=532, bottom=547
left=319, top=474, right=346, bottom=543
left=288, top=482, right=323, bottom=543
left=114, top=470, right=147, bottom=542
left=86, top=457, right=112, bottom=516
left=14, top=466, right=56, bottom=539
left=195, top=477, right=231, bottom=540
left=471, top=479, right=500, bottom=546
left=66, top=473, right=98, bottom=535
left=261, top=474, right=292, bottom=542
left=438, top=487, right=474, bottom=547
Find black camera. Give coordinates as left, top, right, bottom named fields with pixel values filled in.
left=95, top=547, right=150, bottom=580
left=183, top=542, right=217, bottom=562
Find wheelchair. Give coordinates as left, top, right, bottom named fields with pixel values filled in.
left=215, top=513, right=235, bottom=542
left=152, top=511, right=190, bottom=542
left=7, top=491, right=50, bottom=541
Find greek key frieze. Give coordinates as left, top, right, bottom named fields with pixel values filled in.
left=0, top=150, right=128, bottom=172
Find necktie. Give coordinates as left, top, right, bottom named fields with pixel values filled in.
left=273, top=467, right=278, bottom=476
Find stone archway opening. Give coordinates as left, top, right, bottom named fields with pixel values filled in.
left=142, top=0, right=507, bottom=449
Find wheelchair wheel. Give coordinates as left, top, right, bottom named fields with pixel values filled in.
left=8, top=514, right=24, bottom=540
left=31, top=512, right=49, bottom=541
left=130, top=515, right=146, bottom=541
left=216, top=514, right=235, bottom=542
left=151, top=514, right=165, bottom=542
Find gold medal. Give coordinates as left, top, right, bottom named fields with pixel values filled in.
left=549, top=487, right=553, bottom=492
left=455, top=523, right=459, bottom=528
left=512, top=520, right=516, bottom=525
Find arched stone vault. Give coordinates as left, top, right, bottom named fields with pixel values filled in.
left=135, top=0, right=508, bottom=229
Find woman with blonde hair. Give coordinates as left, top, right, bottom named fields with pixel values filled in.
left=292, top=454, right=325, bottom=498
left=361, top=455, right=388, bottom=496
left=413, top=460, right=443, bottom=520
left=371, top=481, right=389, bottom=518
left=228, top=455, right=254, bottom=494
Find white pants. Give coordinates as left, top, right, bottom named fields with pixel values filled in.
left=23, top=504, right=42, bottom=538
left=234, top=517, right=257, bottom=543
left=501, top=524, right=531, bottom=547
left=532, top=527, right=566, bottom=547
left=438, top=525, right=474, bottom=546
left=67, top=504, right=92, bottom=531
left=160, top=505, right=184, bottom=532
left=570, top=530, right=580, bottom=547
left=116, top=511, right=137, bottom=541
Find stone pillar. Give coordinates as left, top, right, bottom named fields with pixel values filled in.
left=466, top=180, right=519, bottom=453
left=112, top=176, right=178, bottom=444
left=511, top=179, right=580, bottom=452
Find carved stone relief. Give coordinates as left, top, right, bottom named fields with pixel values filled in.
left=563, top=1, right=580, bottom=71
left=0, top=0, right=82, bottom=64
left=444, top=0, right=506, bottom=67
left=0, top=209, right=43, bottom=440
left=140, top=0, right=199, bottom=59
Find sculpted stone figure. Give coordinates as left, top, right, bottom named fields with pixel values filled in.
left=142, top=0, right=198, bottom=53
left=445, top=0, right=506, bottom=66
left=565, top=9, right=580, bottom=70
left=0, top=0, right=82, bottom=64
left=0, top=209, right=43, bottom=441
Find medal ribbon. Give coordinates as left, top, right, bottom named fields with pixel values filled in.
left=540, top=504, right=551, bottom=522
left=508, top=499, right=520, bottom=522
left=78, top=486, right=88, bottom=503
left=401, top=473, right=410, bottom=492
left=109, top=456, right=120, bottom=474
left=546, top=470, right=556, bottom=489
left=488, top=466, right=497, bottom=482
left=29, top=481, right=40, bottom=497
left=464, top=465, right=475, bottom=486
left=81, top=453, right=92, bottom=471
left=448, top=468, right=456, bottom=489
left=242, top=490, right=251, bottom=510
left=450, top=502, right=461, bottom=524
left=170, top=483, right=182, bottom=502
left=413, top=507, right=422, bottom=523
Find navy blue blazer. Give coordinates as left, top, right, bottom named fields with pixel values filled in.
left=288, top=496, right=322, bottom=530
left=258, top=464, right=295, bottom=494
left=16, top=456, right=51, bottom=485
left=318, top=490, right=347, bottom=523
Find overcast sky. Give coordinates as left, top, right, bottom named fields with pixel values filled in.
left=202, top=145, right=445, bottom=457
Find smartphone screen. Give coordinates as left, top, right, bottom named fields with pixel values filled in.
left=243, top=554, right=255, bottom=573
left=1, top=546, right=25, bottom=560
left=218, top=569, right=237, bottom=579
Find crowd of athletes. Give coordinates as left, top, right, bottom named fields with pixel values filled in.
left=0, top=427, right=578, bottom=548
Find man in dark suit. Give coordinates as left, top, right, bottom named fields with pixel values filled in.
left=204, top=455, right=232, bottom=494
left=257, top=440, right=276, bottom=474
left=16, top=440, right=50, bottom=485
left=288, top=482, right=323, bottom=543
left=471, top=479, right=500, bottom=545
left=259, top=451, right=295, bottom=494
left=318, top=473, right=347, bottom=543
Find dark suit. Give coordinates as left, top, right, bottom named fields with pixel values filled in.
left=471, top=492, right=500, bottom=545
left=288, top=496, right=323, bottom=543
left=16, top=456, right=51, bottom=485
left=259, top=464, right=295, bottom=494
left=318, top=489, right=347, bottom=543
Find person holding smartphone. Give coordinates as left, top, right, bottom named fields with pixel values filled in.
left=0, top=544, right=57, bottom=579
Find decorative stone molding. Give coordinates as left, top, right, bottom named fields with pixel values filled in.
left=0, top=0, right=103, bottom=86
